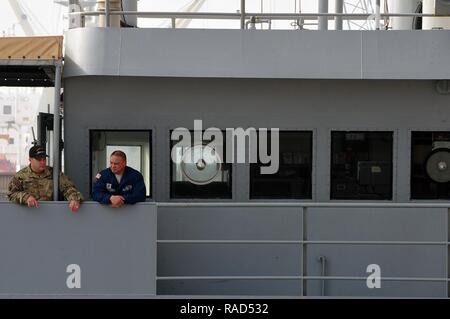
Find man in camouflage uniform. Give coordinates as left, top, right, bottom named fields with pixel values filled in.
left=7, top=145, right=83, bottom=213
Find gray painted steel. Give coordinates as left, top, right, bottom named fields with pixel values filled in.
left=306, top=245, right=447, bottom=297
left=63, top=77, right=450, bottom=202
left=0, top=202, right=447, bottom=297
left=157, top=206, right=303, bottom=295
left=306, top=207, right=447, bottom=241
left=64, top=28, right=450, bottom=79
left=53, top=62, right=62, bottom=200
left=335, top=0, right=344, bottom=31
left=0, top=202, right=156, bottom=296
left=156, top=205, right=448, bottom=297
left=157, top=206, right=302, bottom=240
left=57, top=27, right=450, bottom=297
left=157, top=279, right=303, bottom=296
left=305, top=207, right=448, bottom=297
left=319, top=0, right=329, bottom=31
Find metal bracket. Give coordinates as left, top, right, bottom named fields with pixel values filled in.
left=317, top=255, right=327, bottom=296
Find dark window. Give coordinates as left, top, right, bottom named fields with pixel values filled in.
left=3, top=105, right=12, bottom=115
left=90, top=130, right=152, bottom=197
left=331, top=131, right=393, bottom=200
left=250, top=131, right=312, bottom=199
left=411, top=131, right=450, bottom=199
left=170, top=130, right=232, bottom=199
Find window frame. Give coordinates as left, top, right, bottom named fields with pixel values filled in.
left=249, top=130, right=314, bottom=200
left=89, top=129, right=153, bottom=199
left=410, top=130, right=450, bottom=200
left=3, top=105, right=12, bottom=115
left=169, top=129, right=233, bottom=200
left=329, top=130, right=394, bottom=201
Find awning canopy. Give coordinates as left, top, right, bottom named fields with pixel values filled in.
left=0, top=36, right=63, bottom=87
left=0, top=36, right=63, bottom=60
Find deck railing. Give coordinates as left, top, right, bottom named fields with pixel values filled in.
left=68, top=0, right=449, bottom=30
left=0, top=201, right=449, bottom=297
left=156, top=202, right=450, bottom=297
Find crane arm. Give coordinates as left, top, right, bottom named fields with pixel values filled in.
left=176, top=0, right=208, bottom=28
left=7, top=0, right=34, bottom=36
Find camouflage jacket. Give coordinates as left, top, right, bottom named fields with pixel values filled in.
left=7, top=166, right=83, bottom=204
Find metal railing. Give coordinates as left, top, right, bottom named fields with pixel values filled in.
left=0, top=200, right=448, bottom=297
left=69, top=0, right=448, bottom=30
left=156, top=202, right=450, bottom=297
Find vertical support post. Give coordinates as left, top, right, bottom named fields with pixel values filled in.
left=318, top=255, right=327, bottom=296
left=52, top=61, right=62, bottom=201
left=105, top=0, right=111, bottom=27
left=68, top=0, right=82, bottom=29
left=375, top=0, right=381, bottom=30
left=301, top=206, right=307, bottom=297
left=335, top=0, right=343, bottom=30
left=241, top=0, right=246, bottom=30
left=171, top=18, right=176, bottom=28
left=318, top=0, right=329, bottom=30
left=447, top=208, right=450, bottom=298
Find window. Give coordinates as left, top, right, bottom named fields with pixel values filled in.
left=411, top=131, right=450, bottom=199
left=3, top=105, right=12, bottom=115
left=90, top=130, right=151, bottom=197
left=250, top=131, right=312, bottom=199
left=331, top=131, right=393, bottom=200
left=170, top=130, right=232, bottom=199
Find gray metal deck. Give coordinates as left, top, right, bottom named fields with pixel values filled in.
left=0, top=201, right=448, bottom=297
left=0, top=202, right=156, bottom=297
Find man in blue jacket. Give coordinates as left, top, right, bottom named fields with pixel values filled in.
left=92, top=150, right=146, bottom=207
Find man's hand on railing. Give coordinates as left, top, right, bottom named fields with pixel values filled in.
left=109, top=195, right=125, bottom=208
left=69, top=200, right=81, bottom=213
left=26, top=195, right=39, bottom=208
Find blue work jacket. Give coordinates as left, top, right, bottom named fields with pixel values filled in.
left=92, top=166, right=146, bottom=204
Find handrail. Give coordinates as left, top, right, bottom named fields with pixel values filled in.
left=157, top=240, right=449, bottom=245
left=71, top=11, right=443, bottom=19
left=68, top=10, right=449, bottom=29
left=156, top=275, right=450, bottom=282
left=154, top=202, right=450, bottom=296
left=156, top=202, right=450, bottom=208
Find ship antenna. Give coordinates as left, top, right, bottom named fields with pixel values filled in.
left=31, top=127, right=37, bottom=146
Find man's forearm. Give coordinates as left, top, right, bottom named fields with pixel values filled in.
left=8, top=191, right=30, bottom=205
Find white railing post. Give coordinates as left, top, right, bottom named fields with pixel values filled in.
left=105, top=0, right=110, bottom=27
left=335, top=0, right=344, bottom=30
left=52, top=61, right=62, bottom=201
left=319, top=0, right=329, bottom=30
left=241, top=0, right=246, bottom=30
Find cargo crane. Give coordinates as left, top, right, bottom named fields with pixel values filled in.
left=343, top=0, right=378, bottom=30
left=7, top=0, right=50, bottom=35
left=7, top=0, right=34, bottom=35
left=175, top=0, right=208, bottom=28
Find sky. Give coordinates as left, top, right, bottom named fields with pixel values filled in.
left=0, top=0, right=66, bottom=36
left=0, top=0, right=381, bottom=36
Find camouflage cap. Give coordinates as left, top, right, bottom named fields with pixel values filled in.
left=29, top=145, right=49, bottom=159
